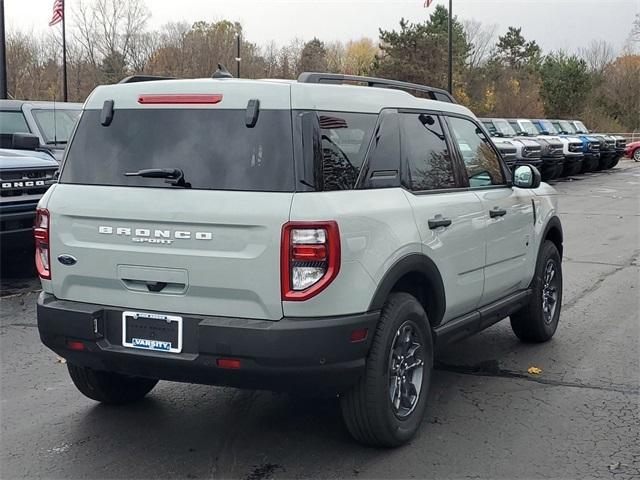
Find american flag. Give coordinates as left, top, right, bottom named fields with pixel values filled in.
left=319, top=115, right=348, bottom=130
left=49, top=0, right=64, bottom=27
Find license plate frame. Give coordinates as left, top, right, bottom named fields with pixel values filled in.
left=122, top=311, right=183, bottom=353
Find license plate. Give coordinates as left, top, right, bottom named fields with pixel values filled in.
left=122, top=311, right=182, bottom=353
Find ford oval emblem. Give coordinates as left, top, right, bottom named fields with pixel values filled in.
left=57, top=254, right=77, bottom=266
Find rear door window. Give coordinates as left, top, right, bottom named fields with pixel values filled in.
left=61, top=109, right=295, bottom=192
left=400, top=113, right=457, bottom=191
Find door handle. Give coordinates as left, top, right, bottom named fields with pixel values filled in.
left=428, top=216, right=452, bottom=229
left=489, top=207, right=507, bottom=218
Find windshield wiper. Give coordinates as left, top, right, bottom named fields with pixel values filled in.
left=124, top=168, right=191, bottom=188
left=46, top=140, right=67, bottom=145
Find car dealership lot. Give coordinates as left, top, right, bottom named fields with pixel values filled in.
left=1, top=161, right=638, bottom=480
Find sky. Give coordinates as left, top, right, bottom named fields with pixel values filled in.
left=5, top=0, right=639, bottom=55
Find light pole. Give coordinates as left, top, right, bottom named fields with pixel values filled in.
left=447, top=0, right=452, bottom=94
left=235, top=33, right=241, bottom=78
left=0, top=0, right=7, bottom=99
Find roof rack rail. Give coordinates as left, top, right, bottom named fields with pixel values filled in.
left=297, top=72, right=456, bottom=103
left=118, top=75, right=176, bottom=84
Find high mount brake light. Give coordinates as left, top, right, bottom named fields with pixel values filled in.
left=137, top=94, right=223, bottom=105
left=34, top=208, right=51, bottom=279
left=281, top=221, right=340, bottom=301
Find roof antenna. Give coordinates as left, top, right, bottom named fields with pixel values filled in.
left=212, top=63, right=233, bottom=79
left=53, top=96, right=58, bottom=146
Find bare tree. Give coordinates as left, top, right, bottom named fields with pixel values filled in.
left=73, top=0, right=150, bottom=67
left=464, top=19, right=498, bottom=68
left=579, top=40, right=616, bottom=74
left=626, top=13, right=640, bottom=53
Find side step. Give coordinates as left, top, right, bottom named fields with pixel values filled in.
left=433, top=289, right=532, bottom=348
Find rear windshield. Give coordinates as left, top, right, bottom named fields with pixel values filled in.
left=61, top=109, right=295, bottom=192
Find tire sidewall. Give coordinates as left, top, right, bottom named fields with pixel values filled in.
left=375, top=295, right=433, bottom=445
left=532, top=242, right=563, bottom=338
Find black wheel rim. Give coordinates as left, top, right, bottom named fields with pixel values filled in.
left=388, top=320, right=424, bottom=419
left=542, top=259, right=559, bottom=324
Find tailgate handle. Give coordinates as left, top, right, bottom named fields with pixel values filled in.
left=146, top=281, right=168, bottom=292
left=121, top=278, right=186, bottom=295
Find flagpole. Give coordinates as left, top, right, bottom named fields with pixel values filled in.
left=61, top=0, right=68, bottom=101
left=447, top=0, right=452, bottom=94
left=0, top=0, right=7, bottom=99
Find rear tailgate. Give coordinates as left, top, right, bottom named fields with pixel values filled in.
left=47, top=187, right=291, bottom=320
left=48, top=79, right=294, bottom=320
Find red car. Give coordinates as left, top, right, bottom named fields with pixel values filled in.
left=625, top=141, right=640, bottom=161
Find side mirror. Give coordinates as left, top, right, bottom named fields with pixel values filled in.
left=12, top=132, right=40, bottom=150
left=513, top=165, right=541, bottom=189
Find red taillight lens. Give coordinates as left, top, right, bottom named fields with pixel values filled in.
left=137, top=94, right=223, bottom=104
left=281, top=221, right=340, bottom=301
left=34, top=208, right=50, bottom=279
left=292, top=244, right=327, bottom=261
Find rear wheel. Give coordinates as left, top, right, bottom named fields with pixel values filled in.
left=67, top=363, right=158, bottom=405
left=511, top=241, right=562, bottom=343
left=634, top=149, right=640, bottom=162
left=340, top=292, right=433, bottom=447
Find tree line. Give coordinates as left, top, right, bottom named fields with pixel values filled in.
left=6, top=1, right=639, bottom=131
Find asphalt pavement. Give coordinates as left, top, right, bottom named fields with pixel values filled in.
left=1, top=161, right=638, bottom=480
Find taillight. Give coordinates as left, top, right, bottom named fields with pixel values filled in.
left=34, top=208, right=51, bottom=279
left=281, top=221, right=340, bottom=301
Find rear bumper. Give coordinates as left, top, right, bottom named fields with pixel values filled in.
left=37, top=292, right=379, bottom=394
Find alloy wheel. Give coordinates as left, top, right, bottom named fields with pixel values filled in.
left=388, top=320, right=424, bottom=418
left=542, top=259, right=559, bottom=324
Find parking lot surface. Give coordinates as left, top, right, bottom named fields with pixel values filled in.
left=1, top=161, right=638, bottom=480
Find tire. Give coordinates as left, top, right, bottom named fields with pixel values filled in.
left=510, top=241, right=562, bottom=343
left=609, top=156, right=620, bottom=169
left=596, top=156, right=609, bottom=170
left=634, top=149, right=640, bottom=162
left=340, top=292, right=433, bottom=447
left=67, top=363, right=158, bottom=405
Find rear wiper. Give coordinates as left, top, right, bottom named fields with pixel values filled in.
left=124, top=168, right=191, bottom=188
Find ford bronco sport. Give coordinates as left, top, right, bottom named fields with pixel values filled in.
left=36, top=72, right=564, bottom=447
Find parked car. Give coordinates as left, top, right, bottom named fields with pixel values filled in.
left=552, top=119, right=614, bottom=170
left=493, top=137, right=518, bottom=165
left=625, top=141, right=640, bottom=161
left=511, top=118, right=584, bottom=176
left=480, top=118, right=552, bottom=178
left=506, top=119, right=565, bottom=179
left=0, top=139, right=58, bottom=250
left=532, top=119, right=601, bottom=173
left=0, top=100, right=82, bottom=162
left=36, top=72, right=563, bottom=447
left=570, top=120, right=625, bottom=169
